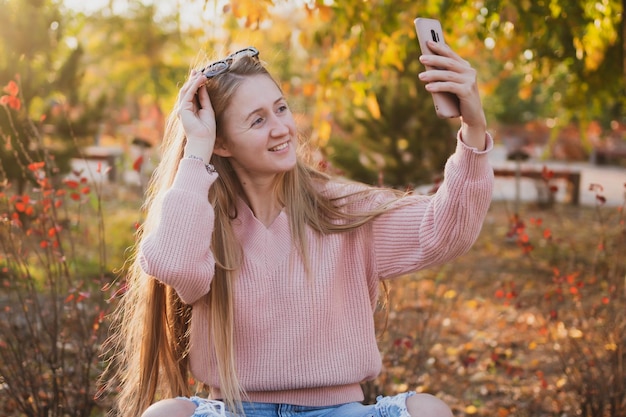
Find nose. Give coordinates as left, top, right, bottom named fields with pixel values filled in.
left=269, top=114, right=289, bottom=137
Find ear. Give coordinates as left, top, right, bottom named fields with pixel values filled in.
left=212, top=136, right=232, bottom=157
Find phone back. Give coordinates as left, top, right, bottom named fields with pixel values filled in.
left=414, top=18, right=461, bottom=118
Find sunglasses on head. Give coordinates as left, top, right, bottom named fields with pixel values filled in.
left=200, top=47, right=260, bottom=79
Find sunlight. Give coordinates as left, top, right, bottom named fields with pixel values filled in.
left=62, top=0, right=228, bottom=28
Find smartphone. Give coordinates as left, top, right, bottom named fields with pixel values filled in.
left=414, top=17, right=461, bottom=118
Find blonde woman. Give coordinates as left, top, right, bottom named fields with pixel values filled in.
left=105, top=42, right=493, bottom=417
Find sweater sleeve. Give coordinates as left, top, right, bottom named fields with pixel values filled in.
left=372, top=132, right=494, bottom=279
left=138, top=158, right=218, bottom=304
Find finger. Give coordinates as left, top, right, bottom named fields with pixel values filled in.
left=177, top=73, right=200, bottom=98
left=177, top=74, right=206, bottom=110
left=181, top=74, right=205, bottom=101
left=196, top=84, right=213, bottom=111
left=426, top=40, right=457, bottom=59
left=419, top=70, right=465, bottom=86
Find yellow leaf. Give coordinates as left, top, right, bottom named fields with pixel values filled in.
left=528, top=341, right=537, bottom=350
left=443, top=289, right=457, bottom=299
left=317, top=120, right=332, bottom=145
left=465, top=405, right=478, bottom=415
left=445, top=346, right=459, bottom=356
left=366, top=93, right=381, bottom=119
left=568, top=328, right=583, bottom=338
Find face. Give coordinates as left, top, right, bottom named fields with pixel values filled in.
left=215, top=74, right=297, bottom=183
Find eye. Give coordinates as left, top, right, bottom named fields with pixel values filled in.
left=277, top=104, right=288, bottom=113
left=251, top=116, right=264, bottom=127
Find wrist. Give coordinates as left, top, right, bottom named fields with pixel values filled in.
left=184, top=138, right=212, bottom=162
left=460, top=123, right=487, bottom=151
left=185, top=154, right=217, bottom=174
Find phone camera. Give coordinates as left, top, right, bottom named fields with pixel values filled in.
left=430, top=30, right=440, bottom=42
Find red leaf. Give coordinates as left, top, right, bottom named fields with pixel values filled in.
left=133, top=155, right=144, bottom=172
left=3, top=80, right=18, bottom=97
left=39, top=240, right=49, bottom=249
left=27, top=161, right=45, bottom=171
left=14, top=202, right=26, bottom=212
left=9, top=97, right=21, bottom=111
left=543, top=228, right=551, bottom=239
left=495, top=289, right=505, bottom=298
left=70, top=192, right=80, bottom=201
left=542, top=166, right=554, bottom=180
left=0, top=96, right=21, bottom=111
left=81, top=186, right=90, bottom=194
left=64, top=179, right=79, bottom=189
left=602, top=296, right=609, bottom=304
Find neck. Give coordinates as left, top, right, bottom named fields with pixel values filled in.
left=238, top=177, right=282, bottom=228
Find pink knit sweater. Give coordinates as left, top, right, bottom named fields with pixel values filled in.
left=139, top=135, right=494, bottom=406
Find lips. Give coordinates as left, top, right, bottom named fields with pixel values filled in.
left=269, top=142, right=289, bottom=152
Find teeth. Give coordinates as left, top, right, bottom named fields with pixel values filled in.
left=270, top=142, right=288, bottom=152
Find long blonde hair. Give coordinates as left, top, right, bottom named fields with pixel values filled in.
left=102, top=53, right=406, bottom=417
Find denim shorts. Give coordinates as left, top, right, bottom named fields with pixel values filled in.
left=182, top=392, right=415, bottom=417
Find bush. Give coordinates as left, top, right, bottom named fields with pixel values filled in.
left=497, top=175, right=626, bottom=417
left=0, top=79, right=118, bottom=417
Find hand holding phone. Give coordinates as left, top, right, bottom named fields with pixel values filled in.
left=414, top=18, right=461, bottom=119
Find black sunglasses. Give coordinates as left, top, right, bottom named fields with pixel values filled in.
left=200, top=47, right=260, bottom=79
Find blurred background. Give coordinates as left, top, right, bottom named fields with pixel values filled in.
left=1, top=0, right=624, bottom=194
left=0, top=1, right=624, bottom=417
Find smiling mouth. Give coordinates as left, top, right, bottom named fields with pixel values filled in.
left=269, top=142, right=289, bottom=152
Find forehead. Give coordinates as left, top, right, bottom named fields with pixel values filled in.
left=228, top=74, right=283, bottom=114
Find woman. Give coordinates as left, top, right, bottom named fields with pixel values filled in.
left=105, top=42, right=494, bottom=417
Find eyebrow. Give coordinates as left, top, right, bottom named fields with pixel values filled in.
left=244, top=97, right=285, bottom=122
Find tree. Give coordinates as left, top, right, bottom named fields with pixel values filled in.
left=0, top=0, right=86, bottom=191
left=475, top=0, right=624, bottom=147
left=212, top=0, right=470, bottom=187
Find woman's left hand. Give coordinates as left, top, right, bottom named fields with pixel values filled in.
left=418, top=41, right=487, bottom=149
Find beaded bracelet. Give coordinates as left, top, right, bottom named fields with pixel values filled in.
left=186, top=155, right=217, bottom=174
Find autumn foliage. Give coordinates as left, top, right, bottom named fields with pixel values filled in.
left=0, top=79, right=115, bottom=416
left=492, top=175, right=626, bottom=417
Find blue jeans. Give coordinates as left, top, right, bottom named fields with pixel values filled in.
left=184, top=392, right=415, bottom=417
